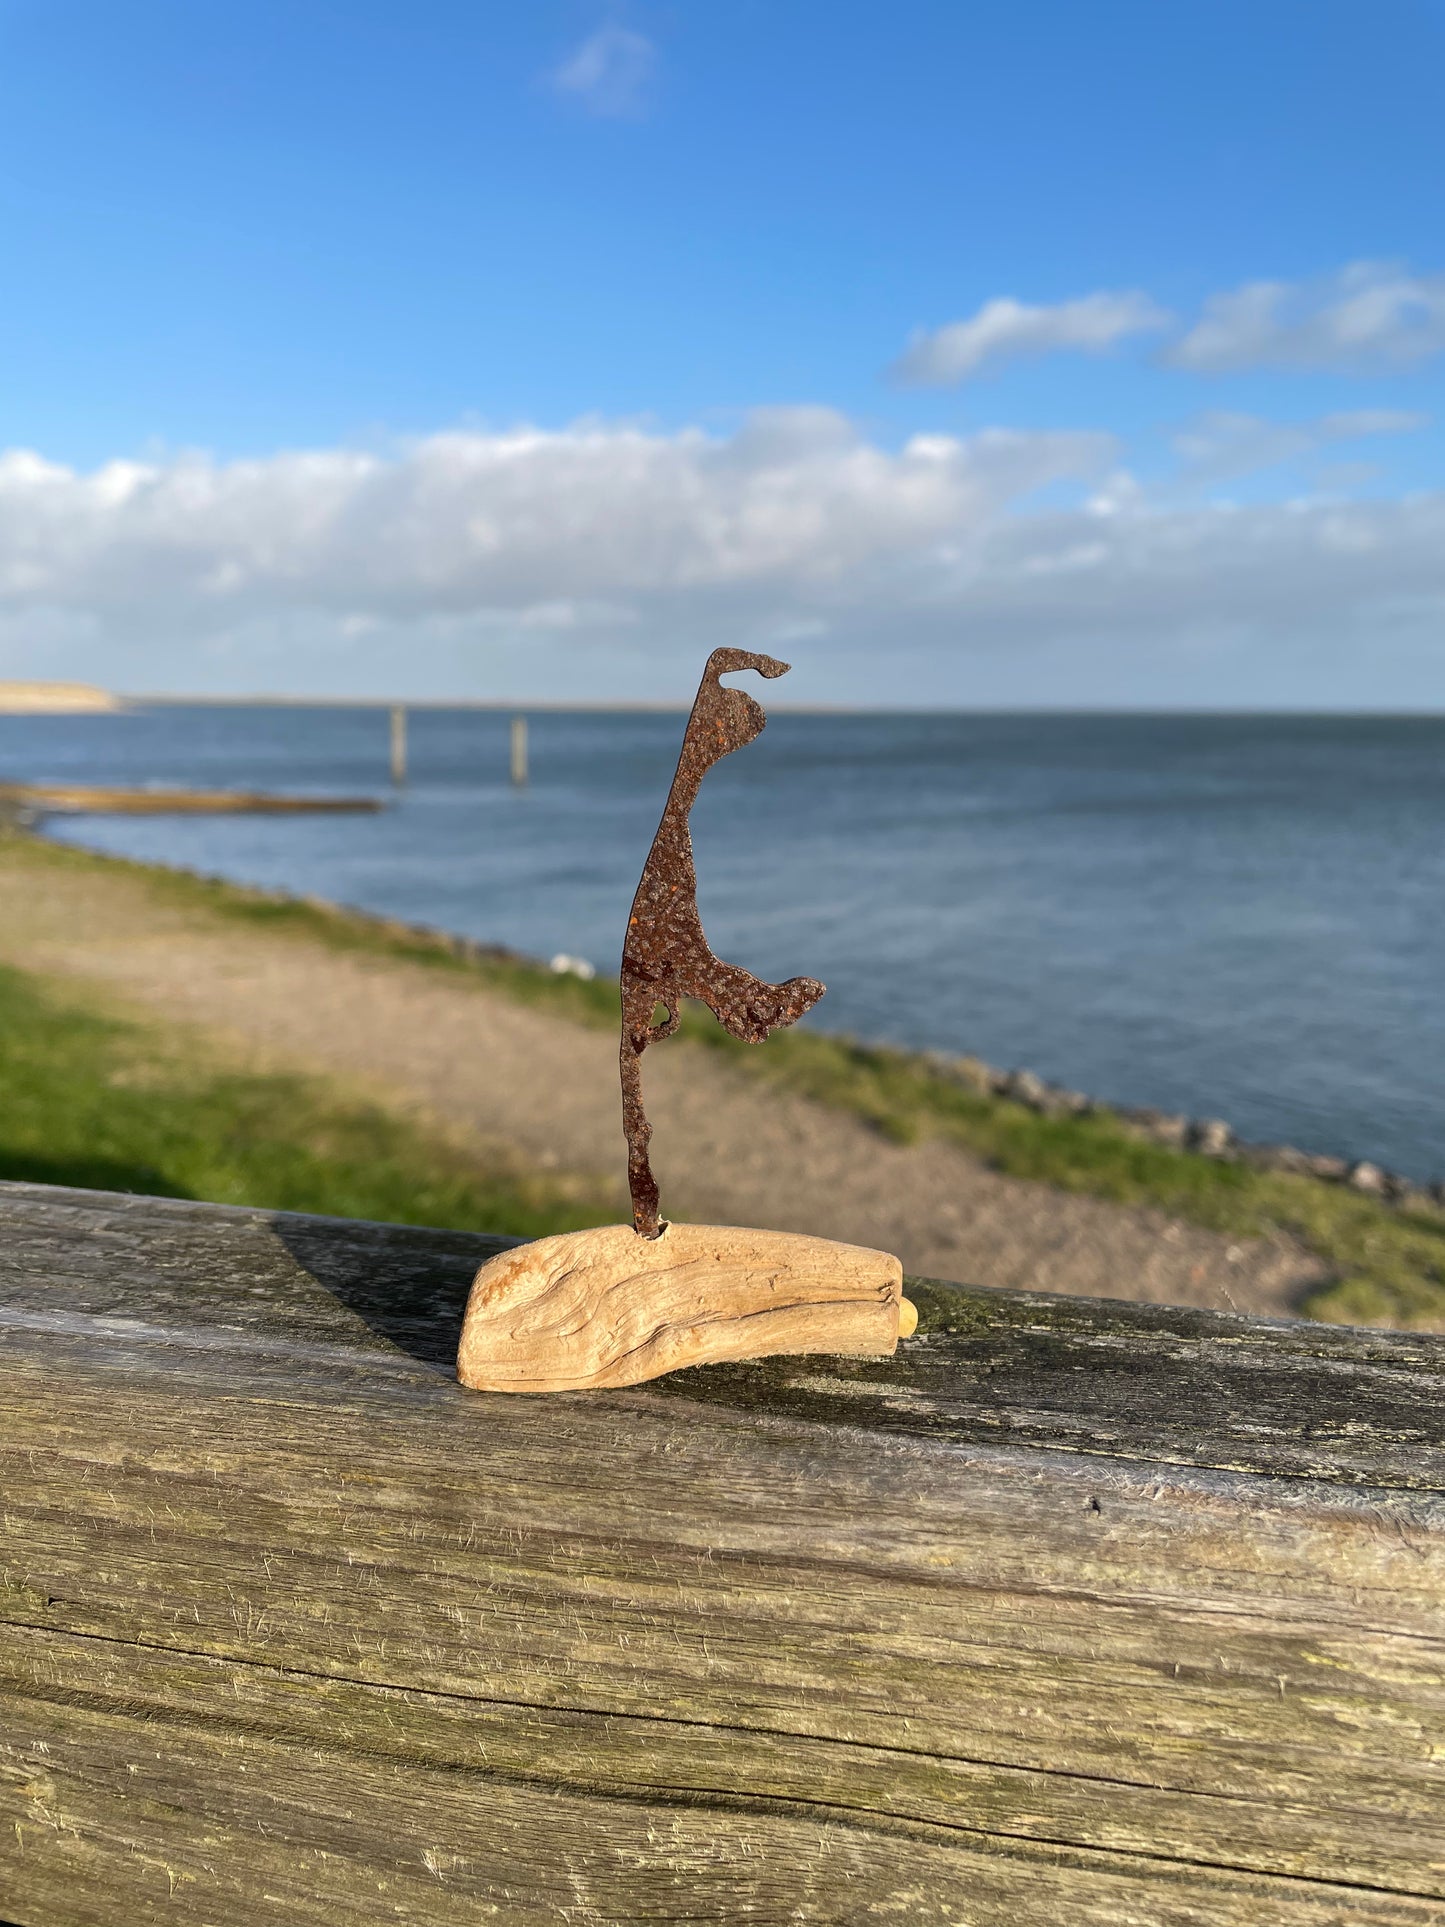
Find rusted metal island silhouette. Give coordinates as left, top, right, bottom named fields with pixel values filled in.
left=458, top=649, right=913, bottom=1394
left=619, top=648, right=826, bottom=1240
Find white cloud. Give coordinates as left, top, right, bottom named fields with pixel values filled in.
left=892, top=265, right=1445, bottom=384
left=1170, top=262, right=1445, bottom=373
left=550, top=24, right=656, bottom=119
left=892, top=291, right=1171, bottom=385
left=0, top=413, right=1110, bottom=621
left=955, top=494, right=1445, bottom=644
left=1172, top=412, right=1314, bottom=479
left=1172, top=407, right=1428, bottom=482
left=1316, top=409, right=1430, bottom=439
left=1, top=411, right=1443, bottom=701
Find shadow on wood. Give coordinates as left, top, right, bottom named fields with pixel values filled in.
left=267, top=1209, right=496, bottom=1368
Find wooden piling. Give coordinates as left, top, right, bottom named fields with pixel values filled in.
left=390, top=703, right=407, bottom=785
left=510, top=712, right=528, bottom=786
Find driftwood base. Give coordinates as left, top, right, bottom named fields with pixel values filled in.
left=457, top=1221, right=913, bottom=1393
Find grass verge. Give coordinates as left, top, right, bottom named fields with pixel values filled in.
left=0, top=955, right=615, bottom=1239
left=7, top=830, right=1445, bottom=1327
left=707, top=1025, right=1445, bottom=1329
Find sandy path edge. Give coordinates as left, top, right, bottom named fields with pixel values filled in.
left=0, top=839, right=1327, bottom=1315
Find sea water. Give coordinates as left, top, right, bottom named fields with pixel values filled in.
left=4, top=704, right=1441, bottom=1180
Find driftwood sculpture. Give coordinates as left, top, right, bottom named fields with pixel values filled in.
left=458, top=649, right=913, bottom=1393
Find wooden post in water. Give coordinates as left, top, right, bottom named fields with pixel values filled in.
left=510, top=713, right=528, bottom=787
left=390, top=704, right=407, bottom=786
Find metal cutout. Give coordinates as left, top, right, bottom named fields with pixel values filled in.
left=620, top=649, right=825, bottom=1238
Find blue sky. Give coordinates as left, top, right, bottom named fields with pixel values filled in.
left=2, top=0, right=1443, bottom=705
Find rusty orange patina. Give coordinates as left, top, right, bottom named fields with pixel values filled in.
left=619, top=649, right=825, bottom=1238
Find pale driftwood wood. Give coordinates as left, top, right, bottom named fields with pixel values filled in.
left=1, top=1178, right=1444, bottom=1925
left=457, top=1219, right=910, bottom=1391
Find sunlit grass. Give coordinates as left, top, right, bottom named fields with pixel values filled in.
left=0, top=952, right=615, bottom=1239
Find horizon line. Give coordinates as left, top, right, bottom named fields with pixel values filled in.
left=124, top=694, right=1445, bottom=718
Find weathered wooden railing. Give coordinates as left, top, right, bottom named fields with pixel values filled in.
left=1, top=1178, right=1442, bottom=1924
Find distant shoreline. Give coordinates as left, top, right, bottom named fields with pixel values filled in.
left=0, top=680, right=125, bottom=715
left=7, top=690, right=1441, bottom=718
left=122, top=696, right=1445, bottom=717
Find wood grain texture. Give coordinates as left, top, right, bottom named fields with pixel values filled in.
left=1, top=1178, right=1444, bottom=1925
left=457, top=1220, right=909, bottom=1390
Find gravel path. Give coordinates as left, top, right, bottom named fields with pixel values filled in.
left=0, top=840, right=1328, bottom=1314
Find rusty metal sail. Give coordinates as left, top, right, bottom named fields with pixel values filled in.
left=620, top=649, right=825, bottom=1238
